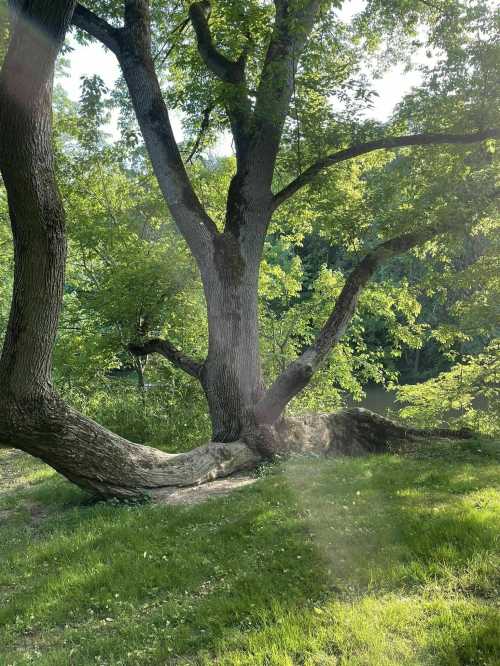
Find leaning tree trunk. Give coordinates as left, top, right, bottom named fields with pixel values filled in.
left=0, top=0, right=259, bottom=498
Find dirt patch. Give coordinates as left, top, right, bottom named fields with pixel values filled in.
left=0, top=449, right=50, bottom=525
left=0, top=448, right=45, bottom=497
left=152, top=473, right=258, bottom=505
left=25, top=501, right=49, bottom=525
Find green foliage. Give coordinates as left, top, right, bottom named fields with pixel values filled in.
left=397, top=340, right=500, bottom=436
left=260, top=258, right=425, bottom=413
left=65, top=380, right=210, bottom=451
left=1, top=438, right=499, bottom=664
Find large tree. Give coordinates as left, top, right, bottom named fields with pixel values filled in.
left=0, top=0, right=497, bottom=497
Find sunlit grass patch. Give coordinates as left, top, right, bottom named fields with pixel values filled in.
left=204, top=595, right=498, bottom=666
left=0, top=438, right=498, bottom=665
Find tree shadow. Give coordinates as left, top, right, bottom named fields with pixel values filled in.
left=1, top=443, right=499, bottom=664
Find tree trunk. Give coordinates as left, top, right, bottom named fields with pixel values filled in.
left=201, top=232, right=265, bottom=441
left=0, top=0, right=260, bottom=499
left=0, top=0, right=74, bottom=399
left=116, top=12, right=217, bottom=267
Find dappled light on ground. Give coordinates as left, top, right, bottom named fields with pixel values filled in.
left=0, top=440, right=499, bottom=665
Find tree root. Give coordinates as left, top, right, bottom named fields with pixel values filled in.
left=2, top=398, right=473, bottom=499
left=274, top=408, right=474, bottom=457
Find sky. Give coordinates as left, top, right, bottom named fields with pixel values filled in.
left=58, top=0, right=427, bottom=153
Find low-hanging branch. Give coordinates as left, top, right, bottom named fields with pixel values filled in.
left=273, top=129, right=500, bottom=208
left=128, top=339, right=203, bottom=379
left=254, top=224, right=455, bottom=425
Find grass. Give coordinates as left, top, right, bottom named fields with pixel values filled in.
left=0, top=438, right=499, bottom=665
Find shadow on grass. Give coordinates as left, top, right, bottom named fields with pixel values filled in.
left=0, top=438, right=498, bottom=665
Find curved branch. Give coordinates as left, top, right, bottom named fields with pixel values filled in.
left=189, top=1, right=245, bottom=84
left=128, top=339, right=203, bottom=379
left=72, top=3, right=121, bottom=53
left=273, top=129, right=500, bottom=208
left=189, top=2, right=252, bottom=163
left=254, top=225, right=450, bottom=424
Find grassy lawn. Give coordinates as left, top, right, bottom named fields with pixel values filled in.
left=0, top=439, right=499, bottom=665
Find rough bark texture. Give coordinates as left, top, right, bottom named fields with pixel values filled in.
left=0, top=0, right=76, bottom=398
left=275, top=409, right=473, bottom=457
left=201, top=234, right=265, bottom=441
left=0, top=394, right=259, bottom=498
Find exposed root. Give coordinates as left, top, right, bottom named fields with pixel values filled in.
left=3, top=397, right=474, bottom=500
left=275, top=408, right=474, bottom=457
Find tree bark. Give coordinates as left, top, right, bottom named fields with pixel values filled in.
left=0, top=394, right=259, bottom=498
left=0, top=0, right=76, bottom=397
left=275, top=409, right=473, bottom=457
left=254, top=227, right=457, bottom=426
left=201, top=238, right=265, bottom=441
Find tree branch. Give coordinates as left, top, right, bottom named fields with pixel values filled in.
left=249, top=0, right=321, bottom=189
left=128, top=339, right=203, bottom=380
left=74, top=0, right=219, bottom=263
left=186, top=104, right=213, bottom=163
left=273, top=129, right=500, bottom=208
left=72, top=3, right=121, bottom=53
left=189, top=1, right=245, bottom=84
left=188, top=2, right=252, bottom=164
left=254, top=224, right=452, bottom=424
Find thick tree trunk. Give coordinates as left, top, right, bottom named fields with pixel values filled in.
left=201, top=232, right=265, bottom=441
left=0, top=396, right=472, bottom=499
left=115, top=4, right=266, bottom=442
